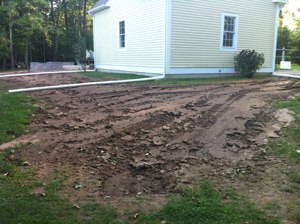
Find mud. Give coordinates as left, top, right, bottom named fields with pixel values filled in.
left=1, top=74, right=300, bottom=212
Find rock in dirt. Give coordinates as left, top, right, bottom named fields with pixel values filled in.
left=31, top=187, right=46, bottom=196
left=130, top=161, right=150, bottom=169
left=101, top=153, right=111, bottom=162
left=103, top=196, right=111, bottom=200
left=122, top=135, right=134, bottom=141
left=73, top=184, right=83, bottom=189
left=153, top=136, right=164, bottom=146
left=162, top=125, right=171, bottom=130
left=21, top=161, right=31, bottom=166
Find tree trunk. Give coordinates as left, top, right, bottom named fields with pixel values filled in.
left=78, top=0, right=83, bottom=35
left=25, top=41, right=28, bottom=68
left=82, top=0, right=88, bottom=55
left=63, top=0, right=69, bottom=31
left=50, top=0, right=59, bottom=61
left=9, top=20, right=14, bottom=69
left=50, top=0, right=55, bottom=23
left=2, top=58, right=5, bottom=70
left=29, top=42, right=32, bottom=64
left=43, top=35, right=46, bottom=62
left=77, top=0, right=84, bottom=61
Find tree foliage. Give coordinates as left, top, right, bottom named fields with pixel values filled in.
left=277, top=9, right=300, bottom=64
left=0, top=0, right=95, bottom=70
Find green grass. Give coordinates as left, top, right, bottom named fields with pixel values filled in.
left=152, top=75, right=270, bottom=85
left=271, top=97, right=300, bottom=223
left=130, top=182, right=278, bottom=224
left=292, top=64, right=300, bottom=71
left=272, top=97, right=300, bottom=163
left=275, top=64, right=300, bottom=71
left=0, top=82, right=36, bottom=144
left=80, top=71, right=143, bottom=80
left=81, top=71, right=272, bottom=85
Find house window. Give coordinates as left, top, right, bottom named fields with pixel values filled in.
left=221, top=13, right=238, bottom=50
left=119, top=21, right=125, bottom=48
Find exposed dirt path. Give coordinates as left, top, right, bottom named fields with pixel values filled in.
left=2, top=74, right=300, bottom=217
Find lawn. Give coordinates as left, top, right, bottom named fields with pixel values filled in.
left=270, top=97, right=300, bottom=223
left=292, top=64, right=300, bottom=70
left=276, top=64, right=300, bottom=71
left=0, top=81, right=36, bottom=144
left=132, top=182, right=279, bottom=224
left=81, top=71, right=272, bottom=85
left=81, top=71, right=143, bottom=80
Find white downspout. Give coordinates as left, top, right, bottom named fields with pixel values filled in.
left=272, top=4, right=281, bottom=74
left=164, top=0, right=171, bottom=77
left=8, top=75, right=165, bottom=93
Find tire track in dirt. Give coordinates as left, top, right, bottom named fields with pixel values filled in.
left=3, top=74, right=300, bottom=203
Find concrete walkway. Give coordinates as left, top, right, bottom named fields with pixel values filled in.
left=275, top=70, right=300, bottom=76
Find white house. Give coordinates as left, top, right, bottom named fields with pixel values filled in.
left=89, top=0, right=288, bottom=76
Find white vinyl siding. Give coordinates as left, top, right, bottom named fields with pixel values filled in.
left=93, top=0, right=166, bottom=74
left=170, top=0, right=277, bottom=69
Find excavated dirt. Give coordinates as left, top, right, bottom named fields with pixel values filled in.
left=1, top=73, right=300, bottom=215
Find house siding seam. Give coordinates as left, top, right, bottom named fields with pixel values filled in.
left=93, top=0, right=166, bottom=74
left=170, top=0, right=277, bottom=69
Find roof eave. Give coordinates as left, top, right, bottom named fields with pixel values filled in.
left=88, top=5, right=110, bottom=16
left=272, top=0, right=288, bottom=5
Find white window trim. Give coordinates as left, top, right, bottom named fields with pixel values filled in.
left=220, top=13, right=239, bottom=51
left=118, top=20, right=126, bottom=50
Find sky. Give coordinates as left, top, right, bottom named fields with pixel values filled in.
left=283, top=0, right=300, bottom=29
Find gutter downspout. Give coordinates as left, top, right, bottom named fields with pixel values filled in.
left=164, top=0, right=172, bottom=78
left=164, top=0, right=170, bottom=77
left=8, top=76, right=165, bottom=93
left=272, top=4, right=281, bottom=74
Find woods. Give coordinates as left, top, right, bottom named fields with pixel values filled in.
left=0, top=1, right=299, bottom=71
left=0, top=0, right=95, bottom=70
left=276, top=11, right=300, bottom=64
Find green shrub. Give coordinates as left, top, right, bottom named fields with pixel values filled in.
left=234, top=49, right=265, bottom=78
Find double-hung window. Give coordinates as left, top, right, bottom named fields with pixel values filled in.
left=221, top=13, right=238, bottom=50
left=119, top=21, right=125, bottom=48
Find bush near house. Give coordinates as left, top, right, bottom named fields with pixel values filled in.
left=234, top=50, right=265, bottom=78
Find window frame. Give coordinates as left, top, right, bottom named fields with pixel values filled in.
left=119, top=20, right=126, bottom=49
left=220, top=13, right=239, bottom=51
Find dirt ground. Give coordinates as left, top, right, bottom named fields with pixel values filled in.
left=1, top=73, right=300, bottom=218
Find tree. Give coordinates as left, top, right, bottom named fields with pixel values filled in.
left=0, top=30, right=9, bottom=68
left=289, top=18, right=300, bottom=64
left=0, top=0, right=19, bottom=69
left=0, top=0, right=95, bottom=70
